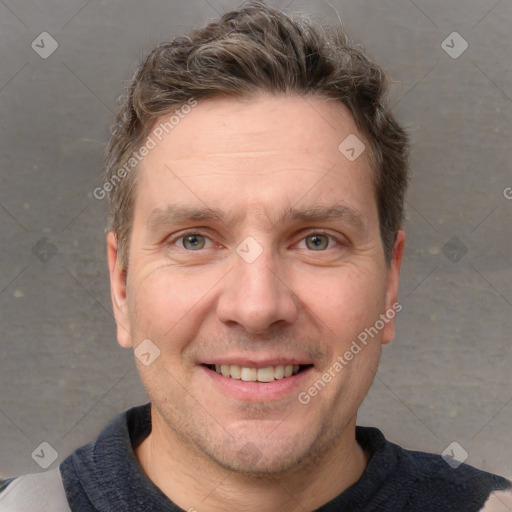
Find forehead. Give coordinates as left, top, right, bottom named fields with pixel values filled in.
left=134, top=94, right=377, bottom=226
left=144, top=94, right=369, bottom=171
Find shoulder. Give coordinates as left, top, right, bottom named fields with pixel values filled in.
left=391, top=440, right=510, bottom=509
left=397, top=443, right=509, bottom=485
left=356, top=427, right=511, bottom=511
left=0, top=404, right=151, bottom=511
left=0, top=467, right=70, bottom=511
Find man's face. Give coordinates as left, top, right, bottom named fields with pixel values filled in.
left=108, top=94, right=404, bottom=474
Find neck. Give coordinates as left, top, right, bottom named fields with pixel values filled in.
left=135, top=408, right=369, bottom=512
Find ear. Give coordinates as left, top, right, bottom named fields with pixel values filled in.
left=107, top=232, right=132, bottom=348
left=381, top=229, right=405, bottom=345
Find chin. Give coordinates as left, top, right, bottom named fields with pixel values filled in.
left=204, top=430, right=319, bottom=477
left=210, top=448, right=307, bottom=476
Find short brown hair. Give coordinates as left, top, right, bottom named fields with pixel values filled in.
left=104, top=0, right=409, bottom=268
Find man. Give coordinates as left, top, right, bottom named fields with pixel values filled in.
left=1, top=1, right=510, bottom=510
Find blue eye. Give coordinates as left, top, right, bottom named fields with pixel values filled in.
left=305, top=234, right=331, bottom=250
left=180, top=234, right=207, bottom=250
left=170, top=231, right=341, bottom=253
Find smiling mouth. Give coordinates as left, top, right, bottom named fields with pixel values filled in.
left=203, top=364, right=313, bottom=382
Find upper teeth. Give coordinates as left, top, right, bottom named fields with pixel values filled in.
left=214, top=364, right=300, bottom=382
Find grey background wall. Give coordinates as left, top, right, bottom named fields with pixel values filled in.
left=1, top=0, right=511, bottom=480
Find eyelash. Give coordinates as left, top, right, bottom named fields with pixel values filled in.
left=169, top=229, right=345, bottom=251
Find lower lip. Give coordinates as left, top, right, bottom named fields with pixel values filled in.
left=201, top=366, right=314, bottom=402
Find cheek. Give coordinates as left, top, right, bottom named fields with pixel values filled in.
left=127, top=267, right=216, bottom=347
left=294, top=264, right=386, bottom=336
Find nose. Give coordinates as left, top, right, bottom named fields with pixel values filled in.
left=216, top=248, right=299, bottom=334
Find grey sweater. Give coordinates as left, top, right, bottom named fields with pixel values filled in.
left=1, top=403, right=510, bottom=511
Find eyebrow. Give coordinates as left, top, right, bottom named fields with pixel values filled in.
left=146, top=203, right=367, bottom=232
left=279, top=205, right=366, bottom=231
